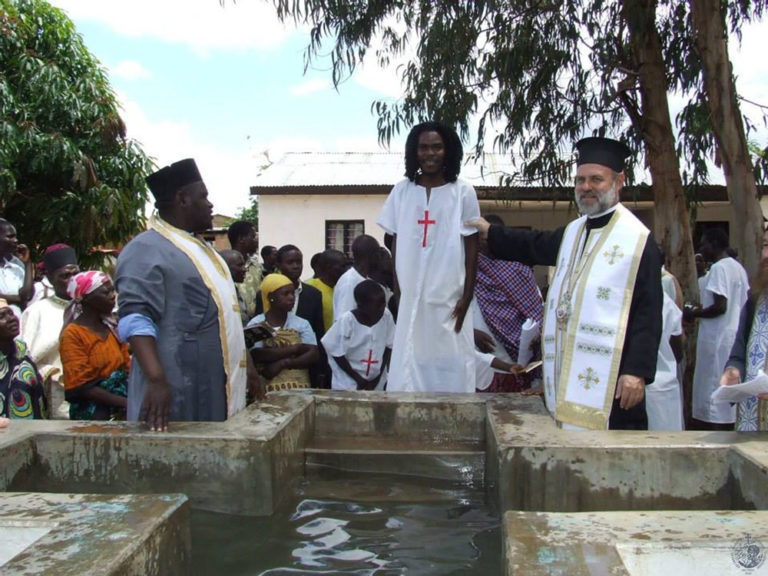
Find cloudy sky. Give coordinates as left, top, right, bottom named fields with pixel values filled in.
left=48, top=0, right=408, bottom=216
left=48, top=1, right=768, bottom=216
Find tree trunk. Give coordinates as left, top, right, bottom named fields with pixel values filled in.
left=622, top=0, right=699, bottom=427
left=691, top=0, right=763, bottom=278
left=621, top=0, right=698, bottom=302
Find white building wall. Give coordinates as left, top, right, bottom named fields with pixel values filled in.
left=258, top=194, right=387, bottom=280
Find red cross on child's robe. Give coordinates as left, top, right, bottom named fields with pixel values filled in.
left=360, top=349, right=379, bottom=377
left=417, top=210, right=436, bottom=248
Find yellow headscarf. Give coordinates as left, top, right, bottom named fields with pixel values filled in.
left=260, top=273, right=294, bottom=312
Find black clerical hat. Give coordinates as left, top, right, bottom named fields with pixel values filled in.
left=145, top=158, right=203, bottom=201
left=42, top=245, right=77, bottom=273
left=575, top=137, right=631, bottom=172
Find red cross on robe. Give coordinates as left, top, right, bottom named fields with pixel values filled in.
left=360, top=349, right=379, bottom=377
left=417, top=210, right=436, bottom=248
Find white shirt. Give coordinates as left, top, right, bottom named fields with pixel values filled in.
left=333, top=267, right=366, bottom=321
left=30, top=277, right=55, bottom=305
left=322, top=309, right=395, bottom=391
left=0, top=255, right=26, bottom=317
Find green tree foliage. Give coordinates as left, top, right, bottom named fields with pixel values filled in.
left=270, top=0, right=767, bottom=291
left=0, top=0, right=154, bottom=266
left=273, top=0, right=766, bottom=187
left=235, top=197, right=259, bottom=230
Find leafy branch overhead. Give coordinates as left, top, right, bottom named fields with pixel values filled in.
left=0, top=0, right=154, bottom=266
left=269, top=0, right=767, bottom=292
left=271, top=0, right=767, bottom=189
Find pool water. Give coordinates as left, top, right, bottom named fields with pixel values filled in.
left=191, top=473, right=500, bottom=575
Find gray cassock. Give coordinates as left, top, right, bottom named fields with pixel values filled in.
left=115, top=230, right=227, bottom=421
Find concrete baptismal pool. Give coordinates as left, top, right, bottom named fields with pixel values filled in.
left=0, top=391, right=765, bottom=574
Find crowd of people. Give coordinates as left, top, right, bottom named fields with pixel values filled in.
left=0, top=122, right=765, bottom=434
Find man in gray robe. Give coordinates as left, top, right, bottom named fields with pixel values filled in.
left=116, top=159, right=260, bottom=431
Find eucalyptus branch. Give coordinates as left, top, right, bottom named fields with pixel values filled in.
left=738, top=95, right=768, bottom=111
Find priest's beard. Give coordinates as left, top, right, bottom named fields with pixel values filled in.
left=575, top=182, right=618, bottom=217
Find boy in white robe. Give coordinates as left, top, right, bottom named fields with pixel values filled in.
left=377, top=121, right=480, bottom=393
left=323, top=280, right=395, bottom=391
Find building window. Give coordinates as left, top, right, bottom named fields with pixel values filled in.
left=326, top=220, right=364, bottom=258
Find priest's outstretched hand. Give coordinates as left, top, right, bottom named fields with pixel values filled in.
left=465, top=218, right=490, bottom=239
left=615, top=374, right=645, bottom=410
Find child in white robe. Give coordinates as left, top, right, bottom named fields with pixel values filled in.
left=322, top=280, right=395, bottom=391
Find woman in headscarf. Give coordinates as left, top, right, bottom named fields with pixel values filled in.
left=246, top=273, right=318, bottom=392
left=0, top=298, right=47, bottom=419
left=59, top=271, right=129, bottom=420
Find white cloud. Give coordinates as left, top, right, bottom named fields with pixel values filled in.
left=290, top=79, right=331, bottom=96
left=118, top=93, right=255, bottom=217
left=731, top=20, right=768, bottom=145
left=51, top=0, right=295, bottom=52
left=352, top=35, right=412, bottom=99
left=334, top=135, right=396, bottom=153
left=110, top=60, right=152, bottom=81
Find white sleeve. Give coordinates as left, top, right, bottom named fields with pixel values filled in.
left=384, top=309, right=396, bottom=348
left=665, top=297, right=683, bottom=337
left=377, top=183, right=402, bottom=235
left=704, top=261, right=729, bottom=299
left=459, top=181, right=481, bottom=236
left=321, top=314, right=349, bottom=357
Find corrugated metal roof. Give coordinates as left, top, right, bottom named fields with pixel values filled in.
left=251, top=151, right=518, bottom=189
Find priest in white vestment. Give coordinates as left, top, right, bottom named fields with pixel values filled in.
left=468, top=137, right=663, bottom=430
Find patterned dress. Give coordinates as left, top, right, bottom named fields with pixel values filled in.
left=739, top=295, right=768, bottom=431
left=248, top=312, right=316, bottom=392
left=0, top=339, right=47, bottom=419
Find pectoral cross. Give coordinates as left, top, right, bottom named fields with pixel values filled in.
left=418, top=210, right=436, bottom=248
left=360, top=349, right=379, bottom=377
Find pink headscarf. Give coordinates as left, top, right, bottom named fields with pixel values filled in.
left=64, top=271, right=111, bottom=325
left=67, top=271, right=110, bottom=302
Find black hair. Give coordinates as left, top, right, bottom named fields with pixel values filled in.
left=354, top=279, right=385, bottom=305
left=484, top=214, right=505, bottom=226
left=323, top=249, right=347, bottom=264
left=218, top=249, right=243, bottom=265
left=227, top=220, right=255, bottom=247
left=276, top=244, right=301, bottom=263
left=261, top=245, right=277, bottom=260
left=310, top=252, right=324, bottom=274
left=702, top=227, right=729, bottom=251
left=404, top=121, right=463, bottom=183
left=0, top=218, right=12, bottom=232
left=351, top=234, right=380, bottom=261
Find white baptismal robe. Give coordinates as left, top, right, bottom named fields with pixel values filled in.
left=692, top=257, right=748, bottom=423
left=378, top=178, right=480, bottom=393
left=322, top=310, right=395, bottom=391
left=647, top=291, right=684, bottom=430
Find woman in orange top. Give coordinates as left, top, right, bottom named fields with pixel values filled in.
left=60, top=271, right=129, bottom=420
